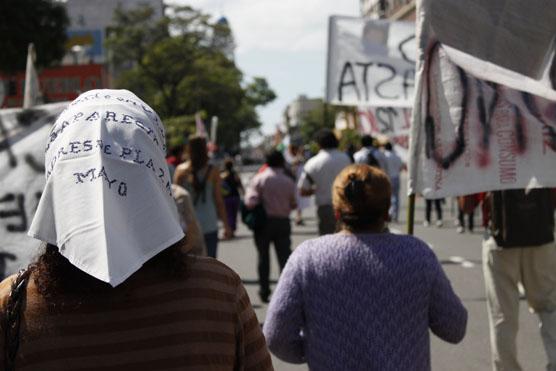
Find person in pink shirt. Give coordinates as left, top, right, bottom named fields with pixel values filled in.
left=245, top=150, right=297, bottom=302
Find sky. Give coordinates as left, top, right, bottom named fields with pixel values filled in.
left=175, top=0, right=360, bottom=136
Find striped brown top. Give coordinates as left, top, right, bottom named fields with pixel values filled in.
left=0, top=256, right=273, bottom=371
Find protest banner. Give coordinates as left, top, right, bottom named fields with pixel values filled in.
left=0, top=102, right=68, bottom=277
left=358, top=106, right=411, bottom=162
left=408, top=0, right=556, bottom=199
left=326, top=16, right=415, bottom=107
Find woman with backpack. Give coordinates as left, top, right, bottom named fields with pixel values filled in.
left=174, top=135, right=232, bottom=258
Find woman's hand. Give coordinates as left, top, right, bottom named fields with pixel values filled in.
left=223, top=225, right=233, bottom=240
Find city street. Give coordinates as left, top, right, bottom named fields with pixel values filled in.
left=3, top=1, right=556, bottom=369
left=219, top=169, right=547, bottom=371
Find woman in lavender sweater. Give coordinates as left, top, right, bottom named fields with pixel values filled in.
left=263, top=164, right=467, bottom=370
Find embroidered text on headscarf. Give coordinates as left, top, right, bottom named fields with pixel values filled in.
left=28, top=90, right=184, bottom=286
left=44, top=92, right=172, bottom=197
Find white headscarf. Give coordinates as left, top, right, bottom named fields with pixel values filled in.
left=28, top=90, right=184, bottom=286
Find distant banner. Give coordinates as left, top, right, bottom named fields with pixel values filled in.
left=358, top=107, right=410, bottom=162
left=408, top=0, right=556, bottom=198
left=0, top=102, right=68, bottom=277
left=326, top=16, right=416, bottom=107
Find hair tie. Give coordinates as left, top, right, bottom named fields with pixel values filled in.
left=344, top=175, right=365, bottom=203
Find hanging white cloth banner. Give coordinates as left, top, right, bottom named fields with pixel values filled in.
left=0, top=102, right=68, bottom=278
left=408, top=0, right=556, bottom=198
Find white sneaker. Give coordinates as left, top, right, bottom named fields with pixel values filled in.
left=423, top=221, right=430, bottom=227
left=436, top=220, right=443, bottom=227
left=457, top=226, right=464, bottom=233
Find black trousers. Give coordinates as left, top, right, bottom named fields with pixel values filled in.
left=254, top=217, right=292, bottom=295
left=425, top=199, right=443, bottom=222
left=317, top=204, right=336, bottom=235
left=458, top=208, right=475, bottom=231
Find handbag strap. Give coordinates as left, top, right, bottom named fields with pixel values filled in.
left=4, top=268, right=31, bottom=371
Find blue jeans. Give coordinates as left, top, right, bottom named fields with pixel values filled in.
left=204, top=231, right=218, bottom=258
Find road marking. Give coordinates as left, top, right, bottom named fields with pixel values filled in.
left=447, top=256, right=476, bottom=268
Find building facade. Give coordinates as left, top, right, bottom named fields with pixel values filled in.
left=360, top=0, right=415, bottom=20
left=1, top=0, right=165, bottom=107
left=1, top=64, right=106, bottom=107
left=284, top=95, right=322, bottom=128
left=64, top=0, right=164, bottom=64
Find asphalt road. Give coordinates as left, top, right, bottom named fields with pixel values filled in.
left=218, top=169, right=547, bottom=371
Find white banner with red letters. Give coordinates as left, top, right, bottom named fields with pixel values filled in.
left=408, top=0, right=556, bottom=198
left=357, top=106, right=410, bottom=162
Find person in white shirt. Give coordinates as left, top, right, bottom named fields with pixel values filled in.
left=353, top=135, right=387, bottom=170
left=383, top=142, right=405, bottom=222
left=298, top=129, right=351, bottom=235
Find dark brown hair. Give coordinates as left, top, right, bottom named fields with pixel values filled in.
left=316, top=129, right=339, bottom=149
left=31, top=238, right=189, bottom=311
left=187, top=135, right=208, bottom=173
left=265, top=150, right=285, bottom=168
left=333, top=164, right=391, bottom=232
left=187, top=135, right=210, bottom=199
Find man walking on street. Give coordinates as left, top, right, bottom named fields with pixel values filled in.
left=383, top=142, right=404, bottom=222
left=354, top=134, right=387, bottom=169
left=483, top=188, right=556, bottom=370
left=298, top=129, right=351, bottom=235
left=245, top=150, right=297, bottom=303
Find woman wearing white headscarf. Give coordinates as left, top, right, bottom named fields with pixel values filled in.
left=0, top=90, right=272, bottom=371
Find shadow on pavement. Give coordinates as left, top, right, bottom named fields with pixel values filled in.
left=439, top=259, right=482, bottom=265
left=291, top=230, right=319, bottom=236
left=223, top=234, right=253, bottom=242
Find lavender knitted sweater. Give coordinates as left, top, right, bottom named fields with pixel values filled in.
left=263, top=233, right=467, bottom=370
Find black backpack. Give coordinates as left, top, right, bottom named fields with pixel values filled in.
left=366, top=149, right=380, bottom=168
left=489, top=188, right=554, bottom=248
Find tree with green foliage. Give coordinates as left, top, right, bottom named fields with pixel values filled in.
left=296, top=101, right=359, bottom=152
left=297, top=100, right=349, bottom=144
left=338, top=128, right=360, bottom=151
left=0, top=0, right=69, bottom=73
left=105, top=5, right=275, bottom=152
left=245, top=77, right=276, bottom=106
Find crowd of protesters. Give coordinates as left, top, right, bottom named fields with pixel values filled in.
left=2, top=93, right=555, bottom=371
left=165, top=128, right=556, bottom=371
